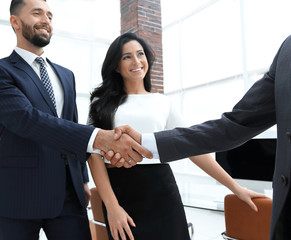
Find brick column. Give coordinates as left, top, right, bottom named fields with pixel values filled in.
left=120, top=0, right=163, bottom=93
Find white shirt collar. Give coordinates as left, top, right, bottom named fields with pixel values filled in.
left=14, top=47, right=49, bottom=67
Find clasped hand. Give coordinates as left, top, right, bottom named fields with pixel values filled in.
left=94, top=125, right=152, bottom=168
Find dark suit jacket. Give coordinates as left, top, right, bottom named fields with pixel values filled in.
left=0, top=51, right=94, bottom=219
left=155, top=35, right=291, bottom=239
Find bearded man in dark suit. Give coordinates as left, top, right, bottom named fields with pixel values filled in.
left=0, top=1, right=151, bottom=239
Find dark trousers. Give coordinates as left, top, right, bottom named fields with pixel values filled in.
left=274, top=189, right=291, bottom=240
left=0, top=167, right=91, bottom=240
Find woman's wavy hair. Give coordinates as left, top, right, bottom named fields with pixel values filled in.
left=89, top=32, right=156, bottom=129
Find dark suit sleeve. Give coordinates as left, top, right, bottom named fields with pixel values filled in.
left=154, top=39, right=281, bottom=163
left=0, top=65, right=94, bottom=163
left=81, top=163, right=89, bottom=183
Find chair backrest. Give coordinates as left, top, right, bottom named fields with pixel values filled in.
left=223, top=194, right=272, bottom=240
left=90, top=187, right=109, bottom=240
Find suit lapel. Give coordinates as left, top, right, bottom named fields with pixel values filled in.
left=10, top=51, right=57, bottom=115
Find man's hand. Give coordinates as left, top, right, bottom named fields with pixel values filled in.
left=114, top=125, right=141, bottom=143
left=103, top=151, right=137, bottom=168
left=106, top=125, right=148, bottom=167
left=93, top=127, right=152, bottom=163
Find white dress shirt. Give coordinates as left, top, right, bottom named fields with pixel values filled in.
left=142, top=133, right=160, bottom=159
left=15, top=47, right=64, bottom=117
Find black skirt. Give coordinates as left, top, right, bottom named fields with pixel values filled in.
left=102, top=164, right=190, bottom=240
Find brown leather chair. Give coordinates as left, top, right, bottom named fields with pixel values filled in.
left=222, top=194, right=272, bottom=240
left=90, top=187, right=109, bottom=240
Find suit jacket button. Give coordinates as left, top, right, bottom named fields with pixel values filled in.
left=281, top=175, right=288, bottom=185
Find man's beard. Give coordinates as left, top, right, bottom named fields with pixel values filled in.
left=21, top=20, right=52, bottom=48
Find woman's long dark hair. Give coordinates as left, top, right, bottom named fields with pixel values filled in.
left=89, top=32, right=156, bottom=130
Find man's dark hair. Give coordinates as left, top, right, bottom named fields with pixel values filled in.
left=10, top=0, right=47, bottom=16
left=10, top=0, right=26, bottom=15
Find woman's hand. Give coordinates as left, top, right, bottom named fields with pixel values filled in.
left=188, top=154, right=267, bottom=212
left=107, top=204, right=136, bottom=240
left=233, top=186, right=266, bottom=212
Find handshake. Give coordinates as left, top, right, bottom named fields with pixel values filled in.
left=93, top=125, right=153, bottom=168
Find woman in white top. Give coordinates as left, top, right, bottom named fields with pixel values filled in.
left=88, top=33, right=264, bottom=240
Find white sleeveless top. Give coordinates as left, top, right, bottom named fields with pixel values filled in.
left=113, top=93, right=187, bottom=164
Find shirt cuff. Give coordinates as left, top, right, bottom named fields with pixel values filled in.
left=87, top=128, right=100, bottom=153
left=142, top=133, right=160, bottom=160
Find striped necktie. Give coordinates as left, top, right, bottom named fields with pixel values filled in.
left=35, top=57, right=56, bottom=110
